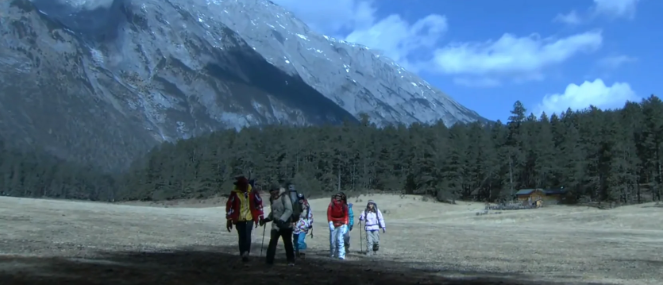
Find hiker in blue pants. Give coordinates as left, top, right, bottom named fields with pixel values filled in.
left=340, top=192, right=354, bottom=254
left=293, top=194, right=313, bottom=258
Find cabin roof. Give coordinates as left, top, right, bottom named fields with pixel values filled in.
left=515, top=189, right=543, bottom=195
left=515, top=188, right=568, bottom=196
left=543, top=188, right=568, bottom=195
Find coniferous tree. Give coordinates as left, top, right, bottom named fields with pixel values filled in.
left=1, top=96, right=663, bottom=205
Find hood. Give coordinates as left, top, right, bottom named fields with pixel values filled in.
left=232, top=184, right=253, bottom=194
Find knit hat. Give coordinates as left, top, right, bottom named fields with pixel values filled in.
left=269, top=183, right=280, bottom=192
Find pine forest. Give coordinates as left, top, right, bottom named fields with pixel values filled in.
left=1, top=96, right=663, bottom=206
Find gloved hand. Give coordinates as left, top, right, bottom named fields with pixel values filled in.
left=308, top=225, right=313, bottom=229
left=382, top=228, right=386, bottom=234
left=260, top=218, right=272, bottom=226
left=275, top=219, right=287, bottom=229
left=349, top=225, right=353, bottom=231
left=328, top=221, right=334, bottom=231
left=226, top=220, right=233, bottom=232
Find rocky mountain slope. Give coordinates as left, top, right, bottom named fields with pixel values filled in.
left=0, top=0, right=486, bottom=170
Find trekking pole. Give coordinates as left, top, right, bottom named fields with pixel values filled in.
left=359, top=221, right=363, bottom=254
left=260, top=223, right=267, bottom=256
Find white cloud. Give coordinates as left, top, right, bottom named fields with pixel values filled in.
left=345, top=14, right=447, bottom=68
left=270, top=0, right=375, bottom=35
left=273, top=0, right=603, bottom=87
left=273, top=0, right=446, bottom=70
left=554, top=0, right=640, bottom=25
left=428, top=31, right=602, bottom=80
left=553, top=10, right=583, bottom=25
left=536, top=79, right=639, bottom=116
left=592, top=0, right=640, bottom=19
left=597, top=55, right=637, bottom=69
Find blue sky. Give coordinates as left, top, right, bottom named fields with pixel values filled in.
left=272, top=0, right=661, bottom=122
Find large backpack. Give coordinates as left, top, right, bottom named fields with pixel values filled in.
left=330, top=201, right=347, bottom=219
left=288, top=189, right=303, bottom=223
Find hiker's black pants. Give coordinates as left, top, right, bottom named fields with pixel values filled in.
left=266, top=228, right=295, bottom=264
left=235, top=221, right=253, bottom=255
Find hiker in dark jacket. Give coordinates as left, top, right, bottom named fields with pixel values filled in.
left=260, top=184, right=296, bottom=266
left=225, top=176, right=264, bottom=263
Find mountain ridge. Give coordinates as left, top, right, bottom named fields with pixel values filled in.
left=0, top=0, right=486, bottom=171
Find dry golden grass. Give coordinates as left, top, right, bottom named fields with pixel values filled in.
left=1, top=194, right=662, bottom=285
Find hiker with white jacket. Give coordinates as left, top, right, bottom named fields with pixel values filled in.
left=358, top=200, right=386, bottom=256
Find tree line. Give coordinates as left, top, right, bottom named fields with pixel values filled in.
left=1, top=95, right=662, bottom=205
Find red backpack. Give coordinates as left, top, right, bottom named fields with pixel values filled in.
left=330, top=201, right=347, bottom=218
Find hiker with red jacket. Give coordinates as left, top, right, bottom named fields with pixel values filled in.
left=225, top=176, right=264, bottom=263
left=327, top=192, right=349, bottom=260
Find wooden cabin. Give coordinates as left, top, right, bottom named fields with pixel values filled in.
left=515, top=188, right=568, bottom=204
left=542, top=188, right=568, bottom=204
left=515, top=188, right=545, bottom=202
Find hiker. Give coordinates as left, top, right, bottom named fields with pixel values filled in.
left=327, top=193, right=349, bottom=260
left=225, top=176, right=264, bottom=263
left=358, top=200, right=386, bottom=256
left=292, top=193, right=313, bottom=258
left=339, top=192, right=355, bottom=254
left=260, top=184, right=296, bottom=266
left=285, top=183, right=306, bottom=257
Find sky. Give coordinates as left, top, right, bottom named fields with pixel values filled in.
left=270, top=0, right=662, bottom=122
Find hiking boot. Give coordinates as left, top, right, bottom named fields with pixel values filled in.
left=241, top=252, right=249, bottom=263
left=299, top=253, right=306, bottom=259
left=287, top=261, right=295, bottom=266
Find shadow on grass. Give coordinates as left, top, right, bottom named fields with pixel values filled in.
left=0, top=244, right=604, bottom=285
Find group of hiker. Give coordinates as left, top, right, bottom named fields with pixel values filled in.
left=225, top=176, right=386, bottom=266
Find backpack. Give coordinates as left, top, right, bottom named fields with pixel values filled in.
left=288, top=190, right=303, bottom=223
left=302, top=199, right=311, bottom=220
left=330, top=201, right=347, bottom=218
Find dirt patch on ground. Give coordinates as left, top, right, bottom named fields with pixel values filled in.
left=1, top=195, right=662, bottom=285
